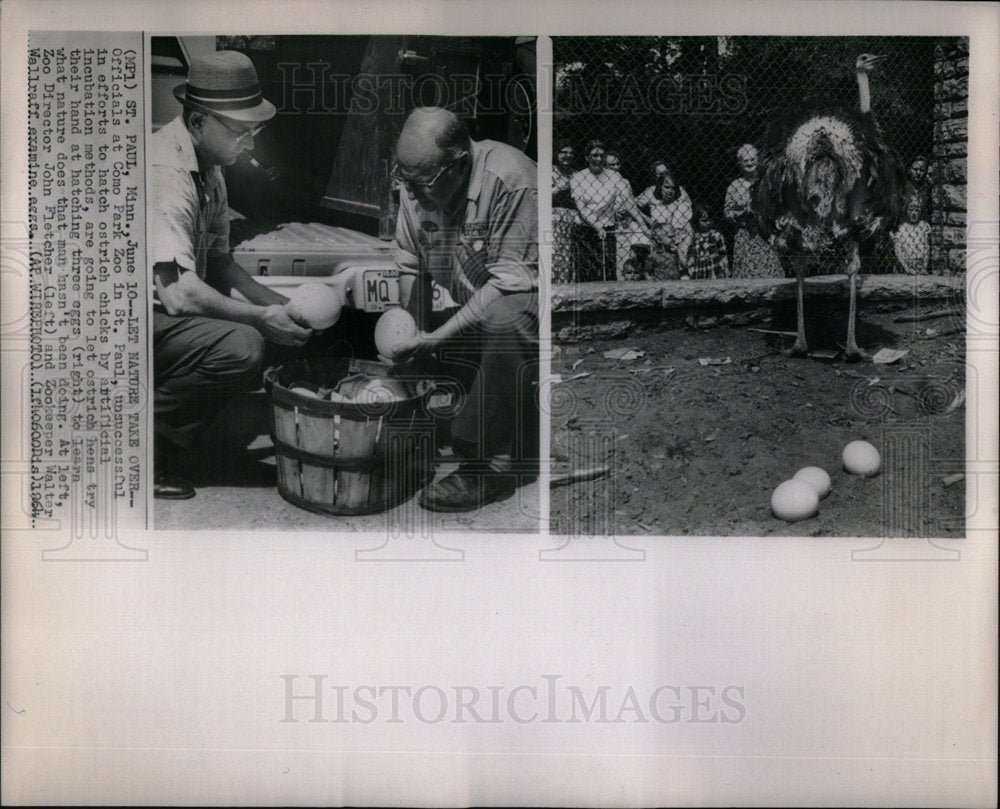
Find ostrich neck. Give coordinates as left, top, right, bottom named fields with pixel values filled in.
left=856, top=71, right=871, bottom=113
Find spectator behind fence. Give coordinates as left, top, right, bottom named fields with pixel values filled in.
left=552, top=141, right=579, bottom=284
left=724, top=144, right=784, bottom=278
left=571, top=140, right=646, bottom=281
left=605, top=149, right=652, bottom=280
left=636, top=170, right=693, bottom=280
left=650, top=159, right=670, bottom=182
left=903, top=155, right=932, bottom=222
left=688, top=204, right=729, bottom=279
left=889, top=197, right=930, bottom=274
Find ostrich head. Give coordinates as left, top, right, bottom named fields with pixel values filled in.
left=855, top=53, right=885, bottom=74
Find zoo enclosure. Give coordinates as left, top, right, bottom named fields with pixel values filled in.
left=551, top=36, right=968, bottom=281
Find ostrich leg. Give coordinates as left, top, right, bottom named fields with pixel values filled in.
left=785, top=257, right=809, bottom=357
left=844, top=241, right=868, bottom=361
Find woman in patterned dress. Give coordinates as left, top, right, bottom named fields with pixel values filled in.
left=636, top=171, right=693, bottom=280
left=551, top=141, right=578, bottom=283
left=724, top=144, right=784, bottom=278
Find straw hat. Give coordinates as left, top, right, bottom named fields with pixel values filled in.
left=173, top=50, right=276, bottom=122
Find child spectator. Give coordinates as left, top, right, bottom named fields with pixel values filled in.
left=688, top=205, right=729, bottom=279
left=890, top=198, right=931, bottom=275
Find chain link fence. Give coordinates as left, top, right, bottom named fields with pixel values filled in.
left=551, top=36, right=963, bottom=284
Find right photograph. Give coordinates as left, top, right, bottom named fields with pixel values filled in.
left=548, top=36, right=968, bottom=537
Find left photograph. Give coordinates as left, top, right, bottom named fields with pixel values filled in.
left=150, top=35, right=539, bottom=531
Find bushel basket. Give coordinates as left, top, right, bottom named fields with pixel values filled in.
left=264, top=357, right=433, bottom=515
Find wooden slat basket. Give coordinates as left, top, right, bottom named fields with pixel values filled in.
left=264, top=357, right=433, bottom=515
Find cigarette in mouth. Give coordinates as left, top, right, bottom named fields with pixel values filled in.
left=248, top=157, right=280, bottom=181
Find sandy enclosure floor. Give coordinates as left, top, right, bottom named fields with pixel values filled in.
left=550, top=306, right=966, bottom=537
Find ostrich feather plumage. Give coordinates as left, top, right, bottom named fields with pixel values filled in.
left=755, top=106, right=905, bottom=255
left=749, top=54, right=908, bottom=359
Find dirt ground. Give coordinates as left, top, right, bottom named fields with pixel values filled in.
left=550, top=302, right=966, bottom=537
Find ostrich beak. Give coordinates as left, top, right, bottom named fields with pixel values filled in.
left=857, top=53, right=886, bottom=71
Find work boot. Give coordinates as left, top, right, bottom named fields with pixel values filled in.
left=418, top=462, right=516, bottom=513
left=153, top=471, right=195, bottom=500
left=154, top=435, right=195, bottom=499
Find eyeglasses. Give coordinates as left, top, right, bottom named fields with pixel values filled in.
left=212, top=115, right=266, bottom=143
left=391, top=158, right=459, bottom=192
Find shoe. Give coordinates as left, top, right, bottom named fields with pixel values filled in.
left=418, top=463, right=516, bottom=513
left=154, top=471, right=195, bottom=500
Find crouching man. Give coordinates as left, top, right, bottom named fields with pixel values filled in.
left=388, top=107, right=539, bottom=512
left=150, top=51, right=312, bottom=499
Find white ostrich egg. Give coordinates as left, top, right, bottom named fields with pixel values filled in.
left=843, top=440, right=881, bottom=477
left=771, top=479, right=819, bottom=522
left=288, top=283, right=342, bottom=330
left=374, top=308, right=418, bottom=359
left=352, top=377, right=408, bottom=405
left=289, top=385, right=320, bottom=399
left=794, top=466, right=832, bottom=499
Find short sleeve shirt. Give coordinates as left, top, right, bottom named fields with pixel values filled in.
left=570, top=168, right=632, bottom=229
left=149, top=116, right=230, bottom=302
left=395, top=139, right=538, bottom=305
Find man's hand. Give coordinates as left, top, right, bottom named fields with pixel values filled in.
left=258, top=304, right=313, bottom=346
left=379, top=330, right=441, bottom=365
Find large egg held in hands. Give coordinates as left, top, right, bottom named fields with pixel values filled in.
left=843, top=440, right=881, bottom=477
left=794, top=466, right=832, bottom=499
left=771, top=479, right=819, bottom=522
left=287, top=283, right=343, bottom=330
left=374, top=308, right=418, bottom=359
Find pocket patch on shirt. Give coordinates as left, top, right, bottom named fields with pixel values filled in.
left=458, top=221, right=490, bottom=288
left=461, top=222, right=489, bottom=254
left=462, top=221, right=489, bottom=240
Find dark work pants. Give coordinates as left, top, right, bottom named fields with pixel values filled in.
left=153, top=311, right=265, bottom=449
left=573, top=224, right=616, bottom=282
left=431, top=291, right=539, bottom=469
left=153, top=308, right=365, bottom=452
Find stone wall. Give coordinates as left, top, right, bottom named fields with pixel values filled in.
left=931, top=38, right=969, bottom=274
left=551, top=276, right=965, bottom=342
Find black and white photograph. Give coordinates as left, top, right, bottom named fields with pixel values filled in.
left=549, top=35, right=970, bottom=537
left=149, top=34, right=540, bottom=531
left=1, top=2, right=997, bottom=806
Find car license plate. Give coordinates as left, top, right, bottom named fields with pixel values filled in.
left=360, top=268, right=455, bottom=312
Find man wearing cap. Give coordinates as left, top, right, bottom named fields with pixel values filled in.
left=151, top=50, right=312, bottom=499
left=388, top=107, right=538, bottom=512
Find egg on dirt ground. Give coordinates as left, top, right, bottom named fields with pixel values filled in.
left=793, top=466, right=832, bottom=499
left=843, top=440, right=881, bottom=477
left=771, top=479, right=820, bottom=522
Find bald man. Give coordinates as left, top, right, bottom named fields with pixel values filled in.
left=388, top=107, right=538, bottom=512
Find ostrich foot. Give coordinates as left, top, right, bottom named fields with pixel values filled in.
left=843, top=344, right=870, bottom=363
left=784, top=340, right=809, bottom=358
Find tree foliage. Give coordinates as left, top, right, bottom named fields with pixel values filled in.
left=553, top=36, right=938, bottom=212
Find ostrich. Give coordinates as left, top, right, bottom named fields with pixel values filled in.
left=754, top=53, right=906, bottom=360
